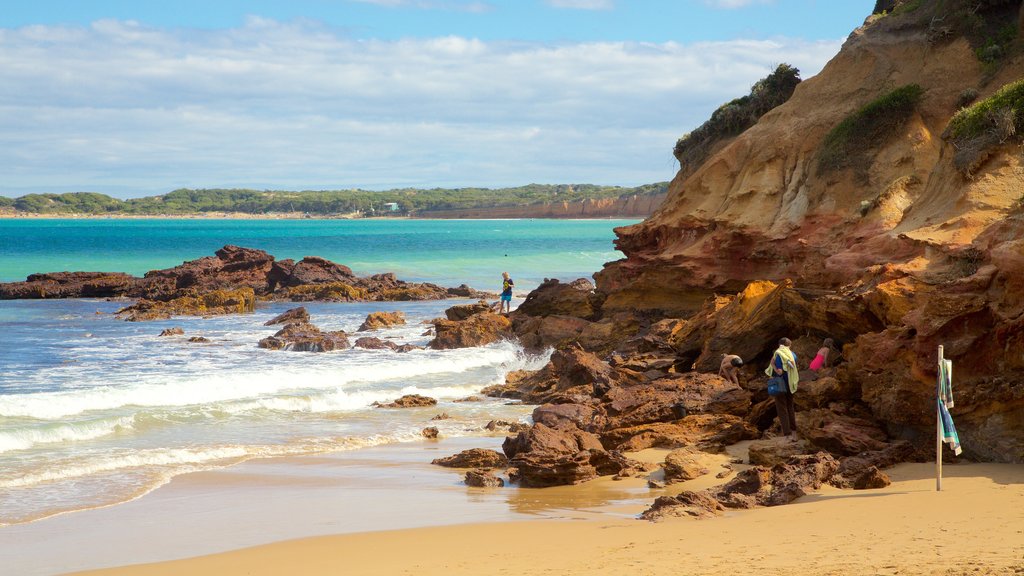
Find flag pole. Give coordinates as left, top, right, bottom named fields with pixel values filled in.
left=936, top=344, right=943, bottom=492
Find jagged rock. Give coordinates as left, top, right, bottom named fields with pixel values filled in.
left=358, top=311, right=406, bottom=331
left=511, top=314, right=629, bottom=354
left=640, top=492, right=725, bottom=521
left=431, top=412, right=450, bottom=421
left=747, top=435, right=810, bottom=466
left=829, top=441, right=915, bottom=489
left=432, top=448, right=508, bottom=469
left=601, top=414, right=752, bottom=452
left=258, top=321, right=350, bottom=352
left=798, top=409, right=889, bottom=456
left=445, top=301, right=492, bottom=321
left=268, top=256, right=355, bottom=290
left=394, top=344, right=423, bottom=353
left=143, top=245, right=276, bottom=299
left=187, top=336, right=210, bottom=343
left=159, top=327, right=184, bottom=336
left=531, top=403, right=601, bottom=430
left=647, top=479, right=666, bottom=489
left=851, top=466, right=890, bottom=489
left=714, top=453, right=840, bottom=509
left=429, top=312, right=511, bottom=349
left=264, top=306, right=309, bottom=326
left=117, top=288, right=256, bottom=321
left=421, top=427, right=439, bottom=439
left=663, top=448, right=709, bottom=483
left=353, top=336, right=399, bottom=351
left=465, top=469, right=504, bottom=488
left=374, top=394, right=437, bottom=408
left=503, top=422, right=604, bottom=487
left=513, top=278, right=603, bottom=320
left=602, top=372, right=750, bottom=432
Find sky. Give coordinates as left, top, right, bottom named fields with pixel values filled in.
left=0, top=0, right=874, bottom=199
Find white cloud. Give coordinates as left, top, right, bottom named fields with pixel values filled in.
left=702, top=0, right=774, bottom=8
left=0, top=19, right=841, bottom=197
left=347, top=0, right=493, bottom=11
left=546, top=0, right=614, bottom=10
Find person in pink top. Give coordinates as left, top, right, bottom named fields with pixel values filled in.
left=809, top=338, right=836, bottom=372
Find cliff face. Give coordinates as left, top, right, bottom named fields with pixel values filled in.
left=593, top=1, right=1024, bottom=462
left=417, top=193, right=667, bottom=219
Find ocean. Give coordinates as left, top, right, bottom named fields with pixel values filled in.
left=0, top=218, right=637, bottom=527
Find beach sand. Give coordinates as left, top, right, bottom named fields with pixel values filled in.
left=16, top=437, right=1024, bottom=576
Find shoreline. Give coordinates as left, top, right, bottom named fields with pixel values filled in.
left=48, top=440, right=1024, bottom=576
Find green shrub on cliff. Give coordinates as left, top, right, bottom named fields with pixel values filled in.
left=817, top=84, right=924, bottom=175
left=674, top=63, right=802, bottom=171
left=945, top=78, right=1024, bottom=177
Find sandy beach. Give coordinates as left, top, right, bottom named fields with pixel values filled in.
left=7, top=435, right=1014, bottom=576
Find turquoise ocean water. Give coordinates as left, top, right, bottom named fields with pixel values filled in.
left=0, top=218, right=638, bottom=290
left=0, top=218, right=637, bottom=531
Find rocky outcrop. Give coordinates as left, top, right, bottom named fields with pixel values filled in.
left=358, top=311, right=406, bottom=331
left=158, top=327, right=184, bottom=336
left=257, top=321, right=350, bottom=352
left=502, top=421, right=643, bottom=488
left=1, top=246, right=487, bottom=317
left=0, top=272, right=137, bottom=299
left=642, top=453, right=840, bottom=519
left=429, top=312, right=511, bottom=349
left=514, top=278, right=603, bottom=321
left=464, top=469, right=505, bottom=487
left=577, top=2, right=1024, bottom=462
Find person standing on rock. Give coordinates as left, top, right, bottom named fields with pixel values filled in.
left=765, top=337, right=799, bottom=436
left=719, top=354, right=743, bottom=385
left=498, top=271, right=514, bottom=314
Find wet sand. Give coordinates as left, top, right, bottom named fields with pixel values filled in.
left=7, top=435, right=1022, bottom=576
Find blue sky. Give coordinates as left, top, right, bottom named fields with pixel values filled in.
left=0, top=0, right=874, bottom=198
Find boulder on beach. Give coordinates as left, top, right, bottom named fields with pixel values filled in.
left=158, top=327, right=184, bottom=337
left=464, top=469, right=504, bottom=488
left=431, top=448, right=508, bottom=469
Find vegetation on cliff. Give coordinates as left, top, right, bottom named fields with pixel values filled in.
left=945, top=77, right=1024, bottom=176
left=673, top=63, right=802, bottom=172
left=817, top=84, right=924, bottom=176
left=0, top=182, right=668, bottom=216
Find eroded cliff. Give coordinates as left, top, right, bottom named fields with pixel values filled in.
left=588, top=0, right=1024, bottom=462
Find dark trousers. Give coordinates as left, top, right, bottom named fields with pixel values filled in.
left=774, top=390, right=797, bottom=435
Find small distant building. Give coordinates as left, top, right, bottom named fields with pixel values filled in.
left=383, top=202, right=399, bottom=212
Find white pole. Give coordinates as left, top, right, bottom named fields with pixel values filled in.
left=936, top=344, right=944, bottom=492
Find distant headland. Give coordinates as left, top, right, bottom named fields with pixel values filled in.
left=0, top=183, right=667, bottom=219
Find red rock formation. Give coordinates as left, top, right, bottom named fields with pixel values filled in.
left=568, top=3, right=1024, bottom=462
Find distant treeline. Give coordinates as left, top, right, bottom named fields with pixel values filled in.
left=0, top=183, right=668, bottom=216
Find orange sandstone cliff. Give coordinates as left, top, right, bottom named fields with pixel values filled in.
left=591, top=0, right=1024, bottom=462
